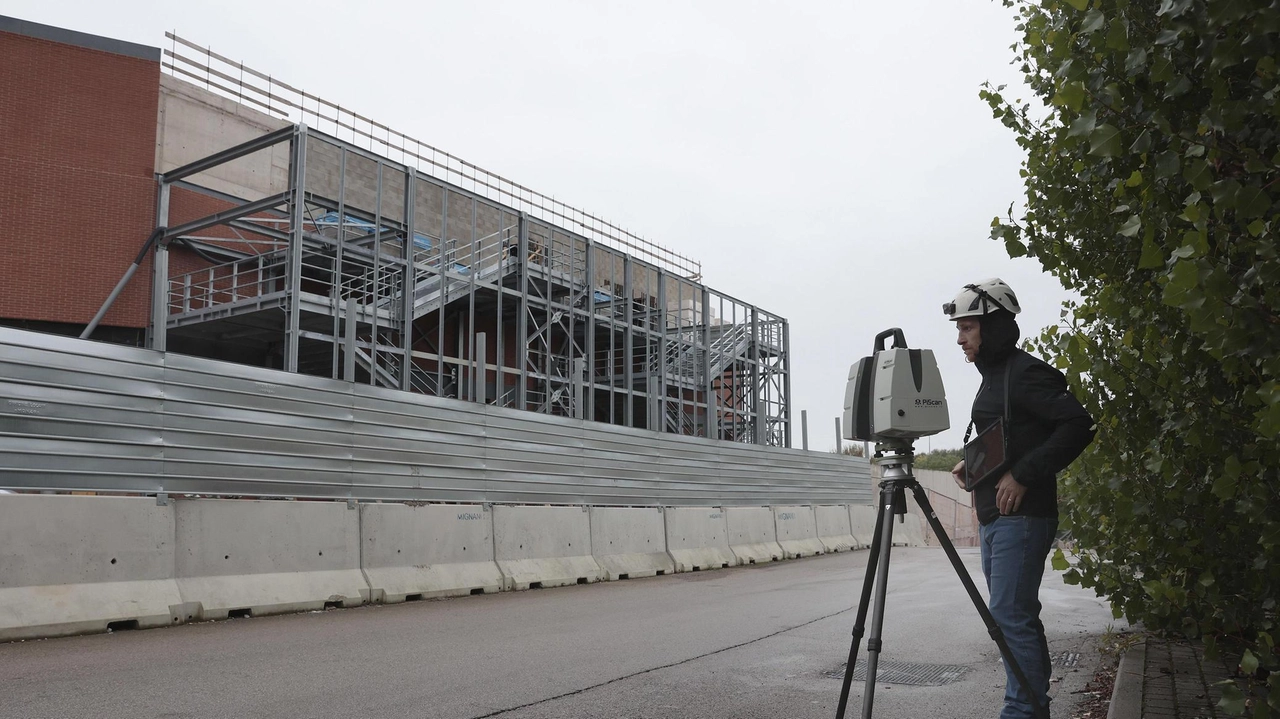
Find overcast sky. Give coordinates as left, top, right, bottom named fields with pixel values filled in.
left=9, top=0, right=1068, bottom=451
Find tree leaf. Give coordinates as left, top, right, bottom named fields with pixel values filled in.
left=1163, top=259, right=1201, bottom=308
left=1139, top=236, right=1165, bottom=269
left=1130, top=129, right=1152, bottom=153
left=1151, top=54, right=1174, bottom=82
left=1211, top=471, right=1237, bottom=500
left=1056, top=81, right=1086, bottom=112
left=1181, top=230, right=1209, bottom=257
left=1119, top=214, right=1142, bottom=237
left=1235, top=185, right=1273, bottom=219
left=1126, top=170, right=1144, bottom=187
left=1183, top=158, right=1214, bottom=190
left=1069, top=109, right=1098, bottom=137
left=1089, top=123, right=1124, bottom=156
left=1154, top=151, right=1180, bottom=178
left=1125, top=48, right=1148, bottom=75
left=1065, top=0, right=1090, bottom=10
left=1052, top=549, right=1070, bottom=571
left=1157, top=0, right=1194, bottom=15
left=1211, top=179, right=1242, bottom=209
left=1217, top=684, right=1247, bottom=714
left=1239, top=649, right=1258, bottom=674
left=1081, top=9, right=1106, bottom=33
left=1208, top=0, right=1251, bottom=26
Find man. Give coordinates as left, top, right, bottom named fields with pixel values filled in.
left=944, top=278, right=1095, bottom=719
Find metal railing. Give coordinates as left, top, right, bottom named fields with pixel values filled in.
left=168, top=252, right=286, bottom=315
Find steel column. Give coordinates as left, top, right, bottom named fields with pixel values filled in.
left=401, top=170, right=415, bottom=391
left=752, top=307, right=762, bottom=445
left=623, top=257, right=634, bottom=427
left=283, top=126, right=308, bottom=373
left=517, top=214, right=529, bottom=411
left=149, top=183, right=172, bottom=352
left=656, top=269, right=666, bottom=434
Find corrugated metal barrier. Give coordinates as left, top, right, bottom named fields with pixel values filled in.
left=0, top=328, right=870, bottom=506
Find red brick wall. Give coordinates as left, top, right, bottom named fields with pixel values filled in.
left=0, top=30, right=160, bottom=328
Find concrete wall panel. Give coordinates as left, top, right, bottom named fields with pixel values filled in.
left=156, top=75, right=290, bottom=201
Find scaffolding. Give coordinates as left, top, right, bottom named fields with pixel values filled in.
left=148, top=40, right=791, bottom=446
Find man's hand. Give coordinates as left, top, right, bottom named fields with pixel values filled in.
left=994, top=471, right=1027, bottom=514
left=951, top=460, right=966, bottom=490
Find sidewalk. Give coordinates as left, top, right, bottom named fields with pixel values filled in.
left=1108, top=636, right=1243, bottom=718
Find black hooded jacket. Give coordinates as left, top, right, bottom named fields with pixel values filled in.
left=969, top=311, right=1095, bottom=525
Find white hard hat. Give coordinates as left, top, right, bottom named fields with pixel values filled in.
left=943, top=278, right=1021, bottom=320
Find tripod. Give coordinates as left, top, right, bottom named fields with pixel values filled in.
left=834, top=441, right=1048, bottom=719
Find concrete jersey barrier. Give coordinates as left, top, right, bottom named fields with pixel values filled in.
left=814, top=505, right=857, bottom=553
left=849, top=505, right=879, bottom=549
left=895, top=513, right=928, bottom=547
left=1, top=495, right=920, bottom=643
left=173, top=499, right=369, bottom=621
left=589, top=507, right=674, bottom=580
left=725, top=507, right=783, bottom=565
left=360, top=503, right=502, bottom=602
left=0, top=495, right=182, bottom=642
left=774, top=506, right=826, bottom=558
left=493, top=505, right=601, bottom=590
left=663, top=506, right=735, bottom=572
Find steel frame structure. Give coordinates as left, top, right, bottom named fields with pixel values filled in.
left=152, top=125, right=792, bottom=446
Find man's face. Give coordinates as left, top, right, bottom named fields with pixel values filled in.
left=955, top=318, right=981, bottom=363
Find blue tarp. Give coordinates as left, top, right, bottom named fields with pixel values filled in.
left=315, top=211, right=434, bottom=251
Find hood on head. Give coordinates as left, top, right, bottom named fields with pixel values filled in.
left=976, top=309, right=1020, bottom=369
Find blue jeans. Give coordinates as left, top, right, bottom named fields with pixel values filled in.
left=980, top=515, right=1058, bottom=719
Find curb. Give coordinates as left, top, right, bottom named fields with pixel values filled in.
left=1107, top=638, right=1146, bottom=719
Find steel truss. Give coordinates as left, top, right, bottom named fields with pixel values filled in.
left=151, top=125, right=792, bottom=446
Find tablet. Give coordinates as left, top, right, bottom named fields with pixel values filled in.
left=963, top=417, right=1009, bottom=491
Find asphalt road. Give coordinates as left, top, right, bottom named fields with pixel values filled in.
left=0, top=547, right=1122, bottom=719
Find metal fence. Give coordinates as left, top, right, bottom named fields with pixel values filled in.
left=0, top=328, right=869, bottom=506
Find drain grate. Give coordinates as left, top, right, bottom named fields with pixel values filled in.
left=1052, top=651, right=1081, bottom=668
left=828, top=659, right=970, bottom=686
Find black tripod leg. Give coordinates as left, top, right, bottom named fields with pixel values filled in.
left=859, top=484, right=899, bottom=719
left=907, top=482, right=1049, bottom=719
left=834, top=483, right=890, bottom=719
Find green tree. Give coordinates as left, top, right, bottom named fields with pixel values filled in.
left=983, top=1, right=1279, bottom=714
left=914, top=448, right=965, bottom=472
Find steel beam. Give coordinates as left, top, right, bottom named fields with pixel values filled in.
left=162, top=192, right=291, bottom=243
left=160, top=124, right=296, bottom=184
